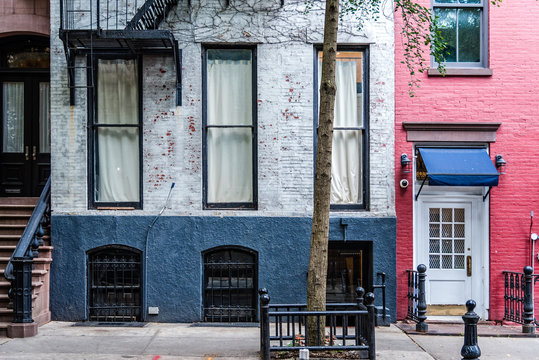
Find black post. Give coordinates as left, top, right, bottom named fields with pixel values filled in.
left=522, top=266, right=535, bottom=334
left=11, top=256, right=34, bottom=324
left=461, top=300, right=481, bottom=360
left=416, top=264, right=428, bottom=332
left=365, top=292, right=376, bottom=360
left=259, top=291, right=270, bottom=360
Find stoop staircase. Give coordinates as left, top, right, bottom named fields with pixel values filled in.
left=0, top=195, right=52, bottom=337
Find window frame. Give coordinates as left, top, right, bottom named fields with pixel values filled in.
left=202, top=45, right=258, bottom=210
left=88, top=53, right=143, bottom=210
left=431, top=0, right=489, bottom=69
left=313, top=46, right=370, bottom=211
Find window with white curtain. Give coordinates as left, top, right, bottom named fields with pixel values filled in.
left=203, top=48, right=256, bottom=208
left=91, top=58, right=141, bottom=208
left=316, top=49, right=367, bottom=209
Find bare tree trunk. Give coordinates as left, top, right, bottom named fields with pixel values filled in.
left=306, top=0, right=339, bottom=346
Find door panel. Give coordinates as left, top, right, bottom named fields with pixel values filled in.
left=420, top=202, right=472, bottom=305
left=0, top=75, right=50, bottom=196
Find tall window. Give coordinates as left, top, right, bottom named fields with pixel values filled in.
left=91, top=58, right=141, bottom=208
left=203, top=48, right=257, bottom=209
left=433, top=0, right=487, bottom=67
left=315, top=49, right=368, bottom=209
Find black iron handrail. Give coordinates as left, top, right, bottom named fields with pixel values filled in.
left=126, top=0, right=178, bottom=30
left=4, top=177, right=51, bottom=282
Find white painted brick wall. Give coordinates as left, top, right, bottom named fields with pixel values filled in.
left=50, top=0, right=395, bottom=217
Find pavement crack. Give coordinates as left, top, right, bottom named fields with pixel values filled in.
left=141, top=328, right=162, bottom=355
left=400, top=328, right=438, bottom=360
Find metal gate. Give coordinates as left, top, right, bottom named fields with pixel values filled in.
left=88, top=246, right=142, bottom=322
left=203, top=246, right=257, bottom=322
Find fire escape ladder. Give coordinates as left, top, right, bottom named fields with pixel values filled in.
left=126, top=0, right=179, bottom=30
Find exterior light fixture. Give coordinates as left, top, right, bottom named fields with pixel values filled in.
left=495, top=154, right=506, bottom=174
left=401, top=153, right=412, bottom=173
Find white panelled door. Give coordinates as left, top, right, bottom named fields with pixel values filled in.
left=419, top=202, right=473, bottom=305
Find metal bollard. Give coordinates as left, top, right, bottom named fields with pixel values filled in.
left=461, top=300, right=481, bottom=360
left=416, top=264, right=428, bottom=332
left=522, top=266, right=535, bottom=334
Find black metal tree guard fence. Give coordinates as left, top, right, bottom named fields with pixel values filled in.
left=406, top=264, right=428, bottom=332
left=259, top=288, right=376, bottom=360
left=503, top=266, right=539, bottom=334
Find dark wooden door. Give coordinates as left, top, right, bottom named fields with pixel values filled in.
left=0, top=74, right=50, bottom=196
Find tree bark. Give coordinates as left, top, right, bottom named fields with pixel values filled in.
left=306, top=0, right=339, bottom=346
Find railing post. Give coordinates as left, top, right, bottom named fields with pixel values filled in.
left=259, top=290, right=270, bottom=360
left=461, top=300, right=481, bottom=360
left=522, top=266, right=535, bottom=334
left=365, top=292, right=376, bottom=360
left=355, top=286, right=366, bottom=310
left=416, top=264, right=428, bottom=332
left=11, top=256, right=34, bottom=324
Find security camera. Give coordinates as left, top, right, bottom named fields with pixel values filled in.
left=400, top=179, right=409, bottom=189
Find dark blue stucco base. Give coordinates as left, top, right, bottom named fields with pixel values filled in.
left=50, top=215, right=396, bottom=322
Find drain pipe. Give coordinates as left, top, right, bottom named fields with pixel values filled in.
left=143, top=182, right=175, bottom=320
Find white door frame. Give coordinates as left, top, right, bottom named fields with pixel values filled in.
left=414, top=192, right=490, bottom=319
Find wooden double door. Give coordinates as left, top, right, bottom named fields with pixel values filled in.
left=0, top=73, right=50, bottom=196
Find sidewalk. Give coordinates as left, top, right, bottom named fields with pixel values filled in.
left=0, top=321, right=537, bottom=359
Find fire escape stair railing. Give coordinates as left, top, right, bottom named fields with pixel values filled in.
left=59, top=0, right=182, bottom=106
left=126, top=0, right=178, bottom=30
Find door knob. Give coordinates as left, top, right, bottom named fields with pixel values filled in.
left=32, top=146, right=36, bottom=161
left=25, top=146, right=29, bottom=161
left=467, top=256, right=472, bottom=277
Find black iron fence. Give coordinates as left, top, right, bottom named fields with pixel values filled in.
left=503, top=266, right=539, bottom=333
left=259, top=288, right=376, bottom=360
left=406, top=264, right=428, bottom=332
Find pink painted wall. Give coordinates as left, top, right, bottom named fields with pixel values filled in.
left=395, top=0, right=539, bottom=320
left=0, top=0, right=50, bottom=36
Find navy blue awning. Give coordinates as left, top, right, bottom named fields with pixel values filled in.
left=418, top=148, right=499, bottom=187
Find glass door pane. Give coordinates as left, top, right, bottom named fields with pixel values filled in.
left=39, top=82, right=50, bottom=153
left=2, top=82, right=24, bottom=153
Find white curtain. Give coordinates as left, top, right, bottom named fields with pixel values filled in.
left=96, top=59, right=139, bottom=202
left=207, top=58, right=253, bottom=203
left=318, top=61, right=362, bottom=204
left=2, top=82, right=24, bottom=153
left=39, top=82, right=51, bottom=153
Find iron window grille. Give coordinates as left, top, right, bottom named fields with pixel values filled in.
left=88, top=246, right=142, bottom=322
left=203, top=246, right=258, bottom=322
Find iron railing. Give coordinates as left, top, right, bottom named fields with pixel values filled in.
left=406, top=264, right=428, bottom=332
left=503, top=266, right=539, bottom=332
left=372, top=271, right=388, bottom=325
left=4, top=177, right=51, bottom=324
left=259, top=288, right=376, bottom=360
left=60, top=0, right=178, bottom=31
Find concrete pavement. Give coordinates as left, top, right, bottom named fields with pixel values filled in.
left=0, top=321, right=536, bottom=359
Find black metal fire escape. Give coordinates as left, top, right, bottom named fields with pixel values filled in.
left=59, top=0, right=182, bottom=106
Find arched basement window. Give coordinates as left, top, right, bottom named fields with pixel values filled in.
left=203, top=246, right=258, bottom=323
left=87, top=246, right=142, bottom=322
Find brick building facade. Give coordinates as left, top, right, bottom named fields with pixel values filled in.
left=48, top=0, right=397, bottom=322
left=395, top=0, right=539, bottom=320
